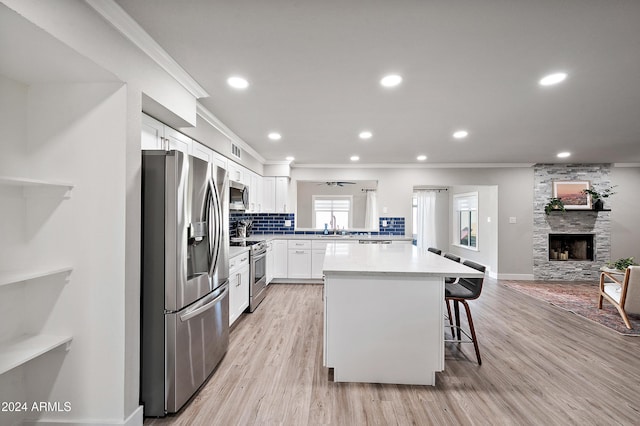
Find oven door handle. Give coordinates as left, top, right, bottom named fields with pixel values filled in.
left=252, top=251, right=267, bottom=261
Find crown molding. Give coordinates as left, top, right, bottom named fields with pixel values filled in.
left=85, top=0, right=208, bottom=99
left=613, top=163, right=640, bottom=168
left=292, top=162, right=535, bottom=169
left=196, top=103, right=266, bottom=163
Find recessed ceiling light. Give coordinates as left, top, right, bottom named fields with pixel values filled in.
left=557, top=151, right=571, bottom=158
left=350, top=155, right=360, bottom=162
left=417, top=155, right=427, bottom=161
left=359, top=131, right=373, bottom=140
left=453, top=130, right=469, bottom=139
left=539, top=72, right=567, bottom=86
left=268, top=132, right=281, bottom=141
left=227, top=76, right=249, bottom=89
left=380, top=74, right=402, bottom=87
left=285, top=156, right=295, bottom=161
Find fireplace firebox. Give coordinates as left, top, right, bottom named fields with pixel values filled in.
left=548, top=234, right=594, bottom=261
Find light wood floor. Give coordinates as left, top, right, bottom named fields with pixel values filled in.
left=146, top=279, right=640, bottom=425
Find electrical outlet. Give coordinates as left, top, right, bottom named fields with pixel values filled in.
left=509, top=217, right=517, bottom=224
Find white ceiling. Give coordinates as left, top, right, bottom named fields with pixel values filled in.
left=114, top=0, right=640, bottom=165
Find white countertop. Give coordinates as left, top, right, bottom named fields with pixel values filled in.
left=229, top=246, right=250, bottom=258
left=323, top=243, right=484, bottom=278
left=238, top=234, right=412, bottom=242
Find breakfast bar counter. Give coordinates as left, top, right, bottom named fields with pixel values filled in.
left=322, top=243, right=483, bottom=385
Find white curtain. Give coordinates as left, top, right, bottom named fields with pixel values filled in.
left=416, top=190, right=437, bottom=249
left=364, top=190, right=378, bottom=230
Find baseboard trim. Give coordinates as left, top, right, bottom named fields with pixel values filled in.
left=497, top=273, right=534, bottom=280
left=23, top=406, right=143, bottom=426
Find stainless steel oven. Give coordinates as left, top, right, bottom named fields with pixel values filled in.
left=249, top=241, right=267, bottom=312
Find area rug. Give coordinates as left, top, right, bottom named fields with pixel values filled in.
left=501, top=280, right=640, bottom=336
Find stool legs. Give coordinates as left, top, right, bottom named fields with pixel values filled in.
left=445, top=297, right=482, bottom=365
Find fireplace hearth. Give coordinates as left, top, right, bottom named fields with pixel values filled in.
left=548, top=233, right=594, bottom=261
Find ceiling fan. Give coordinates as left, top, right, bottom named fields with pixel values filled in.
left=320, top=181, right=356, bottom=187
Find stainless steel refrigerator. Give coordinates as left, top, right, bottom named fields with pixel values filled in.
left=141, top=150, right=229, bottom=417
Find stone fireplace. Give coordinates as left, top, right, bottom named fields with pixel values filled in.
left=533, top=164, right=611, bottom=280
left=548, top=233, right=594, bottom=261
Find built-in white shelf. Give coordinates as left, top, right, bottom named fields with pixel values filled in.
left=0, top=176, right=74, bottom=190
left=0, top=334, right=73, bottom=375
left=0, top=267, right=73, bottom=288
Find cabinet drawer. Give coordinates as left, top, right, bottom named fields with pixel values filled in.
left=288, top=240, right=311, bottom=250
left=229, top=252, right=250, bottom=273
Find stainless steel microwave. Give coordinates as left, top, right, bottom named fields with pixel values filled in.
left=229, top=180, right=249, bottom=211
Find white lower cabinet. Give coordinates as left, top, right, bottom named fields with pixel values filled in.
left=266, top=241, right=274, bottom=284
left=273, top=240, right=288, bottom=278
left=287, top=240, right=312, bottom=279
left=229, top=252, right=250, bottom=326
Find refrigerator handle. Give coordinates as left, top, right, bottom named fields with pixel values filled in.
left=207, top=176, right=223, bottom=277
left=179, top=284, right=228, bottom=322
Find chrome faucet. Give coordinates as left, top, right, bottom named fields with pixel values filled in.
left=330, top=215, right=337, bottom=234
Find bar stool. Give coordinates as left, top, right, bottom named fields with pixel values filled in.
left=427, top=247, right=442, bottom=255
left=444, top=260, right=486, bottom=365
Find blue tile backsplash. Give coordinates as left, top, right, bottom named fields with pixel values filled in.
left=230, top=213, right=405, bottom=237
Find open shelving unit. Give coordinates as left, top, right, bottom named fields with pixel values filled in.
left=0, top=267, right=73, bottom=288
left=0, top=334, right=73, bottom=375
left=0, top=176, right=74, bottom=198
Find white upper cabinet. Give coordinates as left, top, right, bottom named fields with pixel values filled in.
left=141, top=114, right=191, bottom=153
left=275, top=177, right=289, bottom=213
left=141, top=114, right=164, bottom=150
left=164, top=127, right=191, bottom=153
left=262, top=176, right=289, bottom=213
left=190, top=141, right=214, bottom=163
left=227, top=161, right=245, bottom=184
left=262, top=177, right=276, bottom=213
left=211, top=151, right=228, bottom=172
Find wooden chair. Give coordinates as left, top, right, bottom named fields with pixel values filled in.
left=427, top=247, right=442, bottom=255
left=598, top=266, right=640, bottom=329
left=445, top=260, right=486, bottom=365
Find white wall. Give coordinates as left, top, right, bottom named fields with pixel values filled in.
left=291, top=166, right=533, bottom=277
left=610, top=166, right=640, bottom=262
left=2, top=0, right=196, bottom=127
left=448, top=185, right=499, bottom=275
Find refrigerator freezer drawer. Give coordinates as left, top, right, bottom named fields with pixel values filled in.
left=165, top=283, right=229, bottom=414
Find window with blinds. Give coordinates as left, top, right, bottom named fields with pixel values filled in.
left=313, top=196, right=352, bottom=230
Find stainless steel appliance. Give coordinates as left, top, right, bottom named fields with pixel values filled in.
left=229, top=180, right=249, bottom=211
left=141, top=150, right=229, bottom=417
left=230, top=240, right=267, bottom=312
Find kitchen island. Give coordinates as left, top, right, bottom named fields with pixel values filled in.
left=322, top=243, right=484, bottom=385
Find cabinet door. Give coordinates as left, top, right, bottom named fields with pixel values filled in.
left=275, top=177, right=289, bottom=213
left=165, top=127, right=191, bottom=153
left=311, top=249, right=326, bottom=279
left=273, top=240, right=288, bottom=278
left=254, top=175, right=263, bottom=213
left=238, top=264, right=250, bottom=313
left=266, top=243, right=273, bottom=284
left=262, top=177, right=276, bottom=213
left=248, top=171, right=259, bottom=212
left=190, top=141, right=213, bottom=163
left=141, top=114, right=164, bottom=149
left=227, top=161, right=245, bottom=184
left=212, top=151, right=228, bottom=172
left=288, top=249, right=311, bottom=279
left=229, top=272, right=240, bottom=325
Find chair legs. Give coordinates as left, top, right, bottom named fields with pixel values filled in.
left=445, top=298, right=482, bottom=365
